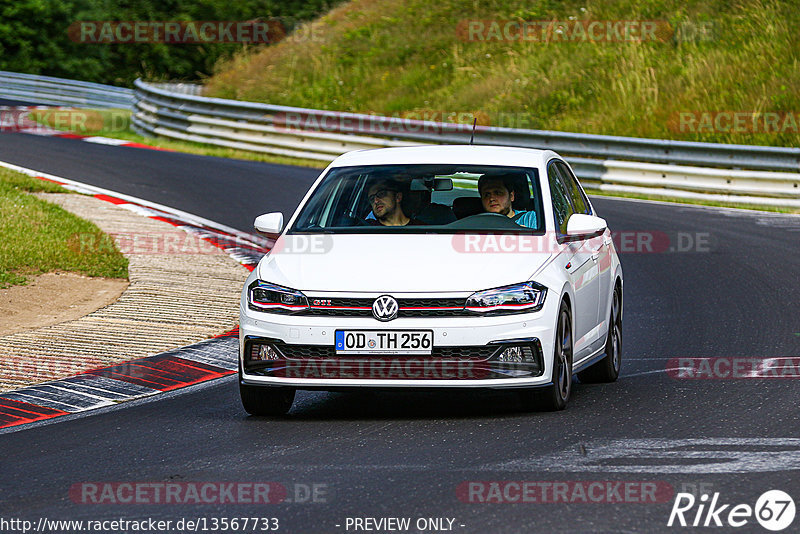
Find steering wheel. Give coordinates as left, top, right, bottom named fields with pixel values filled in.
left=448, top=211, right=521, bottom=230
left=464, top=212, right=510, bottom=220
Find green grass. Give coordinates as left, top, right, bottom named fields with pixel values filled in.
left=205, top=0, right=800, bottom=148
left=0, top=167, right=129, bottom=288
left=0, top=168, right=66, bottom=194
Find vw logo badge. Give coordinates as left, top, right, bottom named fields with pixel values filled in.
left=372, top=295, right=398, bottom=321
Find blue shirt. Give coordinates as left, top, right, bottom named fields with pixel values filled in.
left=513, top=210, right=537, bottom=229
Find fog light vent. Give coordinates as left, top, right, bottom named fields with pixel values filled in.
left=497, top=344, right=536, bottom=363
left=250, top=343, right=281, bottom=362
left=490, top=340, right=544, bottom=377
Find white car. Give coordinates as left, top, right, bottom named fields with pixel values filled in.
left=238, top=145, right=623, bottom=414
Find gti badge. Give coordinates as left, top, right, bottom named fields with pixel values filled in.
left=372, top=295, right=398, bottom=321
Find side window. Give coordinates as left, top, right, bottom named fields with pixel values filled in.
left=547, top=162, right=573, bottom=236
left=556, top=161, right=592, bottom=215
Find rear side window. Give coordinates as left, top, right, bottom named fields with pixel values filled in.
left=555, top=161, right=592, bottom=215
left=547, top=162, right=573, bottom=236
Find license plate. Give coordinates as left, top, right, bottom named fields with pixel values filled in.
left=335, top=330, right=433, bottom=355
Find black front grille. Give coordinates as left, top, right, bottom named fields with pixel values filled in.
left=244, top=338, right=544, bottom=379
left=271, top=341, right=500, bottom=361
left=302, top=308, right=370, bottom=317
left=300, top=297, right=468, bottom=318
left=401, top=298, right=465, bottom=308
left=274, top=343, right=336, bottom=359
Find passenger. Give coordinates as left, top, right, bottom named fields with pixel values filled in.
left=477, top=174, right=537, bottom=229
left=366, top=178, right=425, bottom=226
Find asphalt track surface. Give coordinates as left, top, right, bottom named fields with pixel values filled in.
left=1, top=131, right=800, bottom=532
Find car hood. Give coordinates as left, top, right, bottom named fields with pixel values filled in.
left=256, top=233, right=555, bottom=293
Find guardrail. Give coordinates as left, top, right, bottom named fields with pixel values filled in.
left=133, top=79, right=800, bottom=208
left=0, top=71, right=134, bottom=109
left=2, top=71, right=797, bottom=208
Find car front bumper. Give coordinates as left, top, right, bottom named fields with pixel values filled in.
left=239, top=299, right=559, bottom=390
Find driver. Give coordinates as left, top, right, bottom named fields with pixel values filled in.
left=366, top=178, right=424, bottom=226
left=478, top=174, right=537, bottom=229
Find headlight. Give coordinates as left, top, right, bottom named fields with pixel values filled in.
left=248, top=280, right=309, bottom=313
left=465, top=282, right=547, bottom=314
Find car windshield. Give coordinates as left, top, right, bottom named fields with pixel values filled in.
left=289, top=164, right=544, bottom=234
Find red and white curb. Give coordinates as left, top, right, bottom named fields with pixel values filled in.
left=0, top=329, right=240, bottom=430
left=0, top=105, right=168, bottom=151
left=0, top=160, right=273, bottom=430
left=0, top=160, right=272, bottom=270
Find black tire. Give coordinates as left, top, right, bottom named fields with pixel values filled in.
left=239, top=382, right=295, bottom=416
left=520, top=300, right=573, bottom=411
left=578, top=285, right=622, bottom=383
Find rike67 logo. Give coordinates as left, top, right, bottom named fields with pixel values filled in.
left=668, top=490, right=795, bottom=531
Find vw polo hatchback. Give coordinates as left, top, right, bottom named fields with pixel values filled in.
left=239, top=146, right=623, bottom=415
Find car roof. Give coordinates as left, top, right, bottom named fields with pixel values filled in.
left=328, top=145, right=558, bottom=168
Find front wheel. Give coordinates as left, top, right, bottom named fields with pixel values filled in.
left=578, top=285, right=622, bottom=383
left=240, top=382, right=295, bottom=416
left=519, top=300, right=573, bottom=411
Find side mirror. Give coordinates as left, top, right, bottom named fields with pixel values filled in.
left=254, top=212, right=284, bottom=234
left=566, top=214, right=607, bottom=237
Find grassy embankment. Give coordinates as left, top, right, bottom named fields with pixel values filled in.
left=213, top=0, right=800, bottom=213
left=206, top=0, right=800, bottom=213
left=207, top=0, right=800, bottom=148
left=0, top=167, right=128, bottom=288
left=32, top=0, right=800, bottom=212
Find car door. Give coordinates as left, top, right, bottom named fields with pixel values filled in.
left=547, top=160, right=600, bottom=360
left=556, top=160, right=613, bottom=351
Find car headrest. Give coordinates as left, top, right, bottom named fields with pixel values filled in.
left=509, top=174, right=531, bottom=211
left=477, top=172, right=532, bottom=211
left=490, top=172, right=531, bottom=211
left=452, top=196, right=483, bottom=219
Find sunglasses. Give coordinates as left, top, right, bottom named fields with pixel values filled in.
left=368, top=188, right=396, bottom=203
